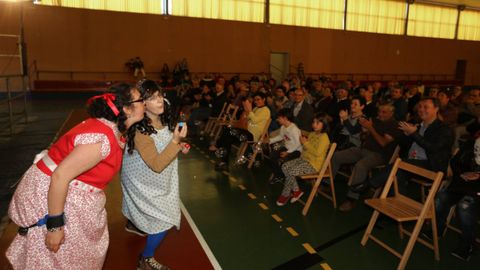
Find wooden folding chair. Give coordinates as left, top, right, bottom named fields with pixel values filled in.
left=204, top=102, right=227, bottom=135
left=411, top=148, right=458, bottom=202
left=361, top=158, right=444, bottom=270
left=297, top=143, right=337, bottom=214
left=235, top=118, right=272, bottom=169
left=211, top=104, right=239, bottom=141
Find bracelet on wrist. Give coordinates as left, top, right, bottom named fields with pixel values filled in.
left=46, top=213, right=65, bottom=230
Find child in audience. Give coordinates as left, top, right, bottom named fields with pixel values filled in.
left=267, top=108, right=302, bottom=183
left=121, top=79, right=189, bottom=270
left=276, top=113, right=330, bottom=206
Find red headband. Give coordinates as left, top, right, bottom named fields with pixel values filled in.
left=87, top=93, right=120, bottom=116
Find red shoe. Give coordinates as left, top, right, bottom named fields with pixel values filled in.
left=276, top=195, right=290, bottom=206
left=290, top=190, right=304, bottom=203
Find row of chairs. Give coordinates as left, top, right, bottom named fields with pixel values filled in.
left=204, top=102, right=272, bottom=169
left=201, top=103, right=476, bottom=270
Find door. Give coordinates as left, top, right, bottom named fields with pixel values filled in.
left=270, top=52, right=289, bottom=86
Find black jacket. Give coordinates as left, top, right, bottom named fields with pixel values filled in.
left=448, top=137, right=480, bottom=196
left=293, top=101, right=314, bottom=131
left=401, top=119, right=454, bottom=173
left=211, top=91, right=227, bottom=117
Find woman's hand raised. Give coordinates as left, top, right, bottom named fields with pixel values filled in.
left=172, top=124, right=188, bottom=144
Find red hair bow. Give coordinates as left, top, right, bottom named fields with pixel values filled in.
left=87, top=93, right=120, bottom=116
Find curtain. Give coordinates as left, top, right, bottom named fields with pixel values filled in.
left=457, top=10, right=480, bottom=41
left=269, top=0, right=344, bottom=30
left=347, top=0, right=406, bottom=35
left=37, top=0, right=164, bottom=15
left=407, top=3, right=457, bottom=39
left=171, top=0, right=264, bottom=23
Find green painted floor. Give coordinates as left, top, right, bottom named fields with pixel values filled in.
left=1, top=96, right=479, bottom=270
left=179, top=138, right=480, bottom=270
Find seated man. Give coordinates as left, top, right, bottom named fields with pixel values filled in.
left=431, top=133, right=480, bottom=261
left=292, top=88, right=314, bottom=131
left=370, top=97, right=454, bottom=194
left=331, top=103, right=402, bottom=212
left=389, top=86, right=408, bottom=121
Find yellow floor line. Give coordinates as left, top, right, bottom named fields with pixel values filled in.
left=286, top=227, right=299, bottom=237
left=238, top=184, right=246, bottom=190
left=302, top=243, right=316, bottom=254
left=229, top=176, right=237, bottom=182
left=247, top=193, right=257, bottom=199
left=271, top=214, right=283, bottom=222
left=321, top=263, right=333, bottom=270
left=258, top=203, right=269, bottom=210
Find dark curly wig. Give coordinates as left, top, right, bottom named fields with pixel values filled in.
left=127, top=79, right=174, bottom=154
left=86, top=83, right=136, bottom=135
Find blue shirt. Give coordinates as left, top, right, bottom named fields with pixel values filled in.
left=408, top=123, right=428, bottom=160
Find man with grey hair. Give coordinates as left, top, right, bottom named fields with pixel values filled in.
left=332, top=103, right=403, bottom=212
left=292, top=88, right=314, bottom=131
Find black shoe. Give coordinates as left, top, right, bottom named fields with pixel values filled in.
left=451, top=245, right=473, bottom=261
left=338, top=199, right=356, bottom=212
left=137, top=254, right=170, bottom=270
left=125, top=220, right=147, bottom=237
left=215, top=162, right=228, bottom=171
left=350, top=182, right=368, bottom=193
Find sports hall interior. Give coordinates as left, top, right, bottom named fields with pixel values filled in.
left=1, top=0, right=480, bottom=269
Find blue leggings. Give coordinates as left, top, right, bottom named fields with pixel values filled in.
left=142, top=230, right=168, bottom=257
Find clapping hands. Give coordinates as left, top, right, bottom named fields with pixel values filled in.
left=398, top=121, right=417, bottom=135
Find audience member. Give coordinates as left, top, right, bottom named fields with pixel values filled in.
left=276, top=114, right=330, bottom=206
left=332, top=103, right=402, bottom=211
left=266, top=109, right=302, bottom=183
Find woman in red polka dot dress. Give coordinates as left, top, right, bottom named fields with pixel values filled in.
left=6, top=84, right=145, bottom=269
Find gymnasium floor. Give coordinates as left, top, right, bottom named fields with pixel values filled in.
left=0, top=96, right=478, bottom=270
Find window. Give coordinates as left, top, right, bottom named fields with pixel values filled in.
left=37, top=0, right=165, bottom=15
left=457, top=9, right=480, bottom=41
left=347, top=0, right=406, bottom=35
left=171, top=0, right=264, bottom=23
left=407, top=3, right=457, bottom=39
left=269, top=0, right=344, bottom=30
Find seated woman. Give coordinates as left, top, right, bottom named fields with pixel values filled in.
left=332, top=95, right=366, bottom=150
left=276, top=113, right=330, bottom=206
left=214, top=92, right=271, bottom=171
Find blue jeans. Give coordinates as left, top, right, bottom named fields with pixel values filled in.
left=435, top=189, right=479, bottom=249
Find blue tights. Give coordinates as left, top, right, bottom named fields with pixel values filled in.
left=142, top=230, right=168, bottom=258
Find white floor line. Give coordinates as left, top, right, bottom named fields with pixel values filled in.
left=181, top=201, right=222, bottom=270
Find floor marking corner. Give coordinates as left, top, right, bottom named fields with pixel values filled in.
left=271, top=214, right=283, bottom=222
left=302, top=243, right=316, bottom=254
left=286, top=227, right=299, bottom=237
left=258, top=203, right=269, bottom=210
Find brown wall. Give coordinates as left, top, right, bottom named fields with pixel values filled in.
left=1, top=2, right=479, bottom=84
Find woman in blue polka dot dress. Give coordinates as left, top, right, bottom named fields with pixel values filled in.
left=121, top=79, right=189, bottom=270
